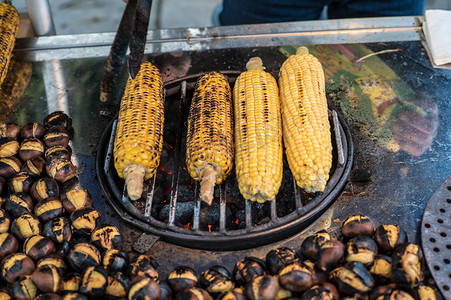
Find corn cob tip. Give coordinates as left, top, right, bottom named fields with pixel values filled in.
left=245, top=57, right=265, bottom=71
left=123, top=163, right=147, bottom=200
left=199, top=164, right=218, bottom=206
left=296, top=46, right=309, bottom=55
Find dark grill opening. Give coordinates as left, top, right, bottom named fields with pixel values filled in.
left=96, top=70, right=353, bottom=250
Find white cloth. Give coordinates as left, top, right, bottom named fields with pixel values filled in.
left=423, top=9, right=451, bottom=68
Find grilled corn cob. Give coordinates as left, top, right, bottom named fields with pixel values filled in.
left=278, top=46, right=332, bottom=193
left=233, top=57, right=283, bottom=203
left=0, top=3, right=20, bottom=87
left=186, top=71, right=234, bottom=205
left=113, top=61, right=164, bottom=200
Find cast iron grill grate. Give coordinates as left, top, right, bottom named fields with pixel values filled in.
left=421, top=176, right=451, bottom=299
left=96, top=71, right=353, bottom=250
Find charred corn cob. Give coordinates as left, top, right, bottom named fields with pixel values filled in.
left=0, top=3, right=20, bottom=87
left=278, top=47, right=332, bottom=193
left=186, top=72, right=234, bottom=205
left=113, top=61, right=164, bottom=200
left=233, top=57, right=283, bottom=203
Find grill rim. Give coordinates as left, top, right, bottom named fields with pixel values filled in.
left=95, top=70, right=354, bottom=251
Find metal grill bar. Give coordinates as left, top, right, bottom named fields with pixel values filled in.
left=332, top=110, right=345, bottom=166
left=219, top=184, right=227, bottom=232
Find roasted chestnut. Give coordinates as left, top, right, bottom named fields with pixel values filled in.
left=45, top=158, right=76, bottom=183
left=1, top=122, right=21, bottom=139
left=369, top=283, right=398, bottom=300
left=20, top=156, right=46, bottom=177
left=176, top=287, right=213, bottom=300
left=0, top=208, right=12, bottom=233
left=244, top=275, right=279, bottom=300
left=0, top=137, right=19, bottom=157
left=60, top=292, right=88, bottom=300
left=369, top=255, right=394, bottom=285
left=126, top=254, right=159, bottom=282
left=0, top=156, right=22, bottom=178
left=59, top=189, right=92, bottom=214
left=168, top=266, right=198, bottom=294
left=417, top=284, right=441, bottom=300
left=30, top=177, right=59, bottom=202
left=44, top=111, right=72, bottom=130
left=43, top=216, right=72, bottom=244
left=217, top=288, right=247, bottom=300
left=31, top=264, right=63, bottom=293
left=265, top=247, right=298, bottom=275
left=374, top=224, right=408, bottom=254
left=11, top=213, right=41, bottom=240
left=45, top=145, right=72, bottom=162
left=23, top=235, right=56, bottom=262
left=79, top=265, right=108, bottom=298
left=102, top=249, right=129, bottom=272
left=345, top=235, right=378, bottom=266
left=4, top=192, right=34, bottom=218
left=36, top=253, right=67, bottom=274
left=61, top=272, right=81, bottom=293
left=128, top=276, right=162, bottom=300
left=0, top=290, right=12, bottom=299
left=90, top=224, right=122, bottom=250
left=333, top=261, right=375, bottom=296
left=67, top=242, right=101, bottom=273
left=33, top=293, right=61, bottom=300
left=0, top=232, right=19, bottom=261
left=20, top=122, right=46, bottom=139
left=200, top=265, right=234, bottom=295
left=382, top=289, right=416, bottom=299
left=392, top=243, right=424, bottom=288
left=34, top=197, right=64, bottom=223
left=12, top=275, right=37, bottom=300
left=19, top=138, right=45, bottom=161
left=233, top=256, right=267, bottom=286
left=0, top=175, right=5, bottom=195
left=105, top=271, right=130, bottom=298
left=43, top=126, right=70, bottom=148
left=301, top=282, right=340, bottom=300
left=0, top=253, right=35, bottom=283
left=278, top=261, right=314, bottom=292
left=341, top=214, right=375, bottom=238
left=69, top=207, right=101, bottom=233
left=317, top=239, right=345, bottom=272
left=8, top=172, right=35, bottom=194
left=301, top=230, right=331, bottom=261
left=159, top=280, right=173, bottom=300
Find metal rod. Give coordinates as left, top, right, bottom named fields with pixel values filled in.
left=245, top=200, right=252, bottom=231
left=332, top=110, right=345, bottom=166
left=219, top=184, right=226, bottom=232
left=144, top=174, right=157, bottom=217
left=104, top=120, right=117, bottom=175
left=42, top=60, right=69, bottom=114
left=192, top=187, right=201, bottom=231
left=25, top=0, right=56, bottom=36
left=270, top=198, right=278, bottom=223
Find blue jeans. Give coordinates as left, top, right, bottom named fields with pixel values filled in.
left=219, top=0, right=425, bottom=25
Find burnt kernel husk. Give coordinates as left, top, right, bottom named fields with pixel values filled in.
left=90, top=224, right=122, bottom=250
left=335, top=261, right=375, bottom=296
left=233, top=256, right=267, bottom=286
left=244, top=275, right=279, bottom=300
left=5, top=192, right=34, bottom=218
left=0, top=137, right=19, bottom=157
left=0, top=253, right=36, bottom=283
left=127, top=254, right=159, bottom=281
left=69, top=207, right=101, bottom=233
left=301, top=282, right=340, bottom=300
left=31, top=264, right=63, bottom=293
left=61, top=272, right=81, bottom=292
left=20, top=122, right=46, bottom=139
left=45, top=145, right=72, bottom=162
left=317, top=240, right=345, bottom=272
left=105, top=272, right=130, bottom=298
left=0, top=232, right=19, bottom=261
left=12, top=275, right=37, bottom=300
left=61, top=189, right=93, bottom=213
left=8, top=172, right=35, bottom=194
left=0, top=208, right=10, bottom=233
left=30, top=177, right=59, bottom=202
left=44, top=111, right=72, bottom=130
left=301, top=230, right=331, bottom=261
left=128, top=276, right=162, bottom=300
left=79, top=265, right=108, bottom=298
left=43, top=216, right=72, bottom=244
left=44, top=126, right=70, bottom=147
left=23, top=235, right=56, bottom=262
left=20, top=156, right=46, bottom=177
left=168, top=266, right=198, bottom=294
left=200, top=265, right=234, bottom=294
left=34, top=197, right=64, bottom=223
left=102, top=249, right=129, bottom=272
left=345, top=235, right=378, bottom=266
left=36, top=254, right=67, bottom=274
left=265, top=247, right=298, bottom=275
left=67, top=242, right=101, bottom=272
left=374, top=224, right=408, bottom=254
left=278, top=261, right=314, bottom=292
left=46, top=158, right=76, bottom=183
left=341, top=214, right=375, bottom=238
left=0, top=156, right=22, bottom=178
left=11, top=213, right=41, bottom=240
left=19, top=138, right=45, bottom=161
left=392, top=243, right=424, bottom=288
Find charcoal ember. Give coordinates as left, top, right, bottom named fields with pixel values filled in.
left=199, top=202, right=220, bottom=226
left=177, top=184, right=195, bottom=202
left=158, top=201, right=194, bottom=224
left=155, top=170, right=172, bottom=191
left=235, top=210, right=246, bottom=229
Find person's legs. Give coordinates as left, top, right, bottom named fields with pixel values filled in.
left=328, top=0, right=425, bottom=19
left=219, top=0, right=327, bottom=25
